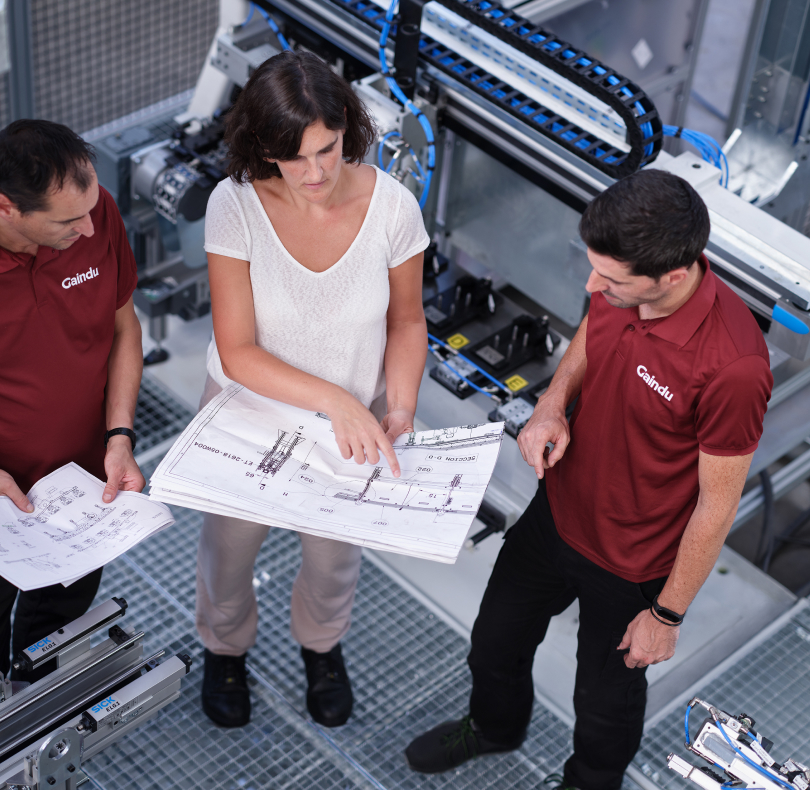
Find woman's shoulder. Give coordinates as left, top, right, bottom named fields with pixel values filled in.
left=210, top=176, right=252, bottom=202
left=367, top=166, right=421, bottom=214
left=207, top=177, right=256, bottom=222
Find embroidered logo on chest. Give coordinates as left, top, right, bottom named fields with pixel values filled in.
left=62, top=267, right=99, bottom=290
left=636, top=365, right=674, bottom=402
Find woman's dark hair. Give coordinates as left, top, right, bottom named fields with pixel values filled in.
left=0, top=119, right=96, bottom=214
left=226, top=50, right=376, bottom=182
left=579, top=169, right=710, bottom=279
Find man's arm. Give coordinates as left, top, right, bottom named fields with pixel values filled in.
left=102, top=297, right=145, bottom=502
left=517, top=314, right=588, bottom=478
left=619, top=450, right=753, bottom=668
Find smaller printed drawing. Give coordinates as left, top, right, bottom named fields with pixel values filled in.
left=5, top=553, right=61, bottom=571
left=70, top=508, right=136, bottom=552
left=41, top=504, right=116, bottom=541
left=26, top=485, right=86, bottom=524
left=56, top=486, right=85, bottom=506
left=331, top=468, right=382, bottom=502
left=258, top=431, right=305, bottom=478
left=328, top=467, right=471, bottom=516
left=399, top=425, right=501, bottom=451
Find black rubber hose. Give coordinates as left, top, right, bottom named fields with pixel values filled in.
left=756, top=470, right=775, bottom=570
left=763, top=503, right=810, bottom=574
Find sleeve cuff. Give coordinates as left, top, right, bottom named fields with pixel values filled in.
left=389, top=233, right=431, bottom=269
left=116, top=271, right=138, bottom=310
left=204, top=244, right=250, bottom=261
left=698, top=441, right=759, bottom=457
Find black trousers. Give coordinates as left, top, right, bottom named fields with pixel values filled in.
left=0, top=568, right=103, bottom=682
left=468, top=481, right=665, bottom=790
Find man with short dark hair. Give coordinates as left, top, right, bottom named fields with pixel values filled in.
left=405, top=169, right=773, bottom=789
left=0, top=119, right=145, bottom=681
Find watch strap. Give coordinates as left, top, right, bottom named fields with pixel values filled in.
left=650, top=594, right=684, bottom=626
left=105, top=427, right=137, bottom=451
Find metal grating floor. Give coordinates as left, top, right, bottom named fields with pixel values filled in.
left=634, top=601, right=810, bottom=788
left=85, top=379, right=810, bottom=790
left=82, top=447, right=642, bottom=790
left=133, top=374, right=195, bottom=455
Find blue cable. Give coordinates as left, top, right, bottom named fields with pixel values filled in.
left=437, top=358, right=498, bottom=398
left=378, top=130, right=402, bottom=169
left=428, top=333, right=511, bottom=394
left=714, top=719, right=794, bottom=790
left=253, top=3, right=292, bottom=51
left=663, top=125, right=728, bottom=186
left=684, top=703, right=692, bottom=746
left=378, top=0, right=435, bottom=209
left=240, top=4, right=255, bottom=25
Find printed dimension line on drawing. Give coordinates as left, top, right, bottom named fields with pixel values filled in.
left=331, top=469, right=475, bottom=515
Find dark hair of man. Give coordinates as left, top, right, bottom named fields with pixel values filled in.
left=578, top=169, right=711, bottom=279
left=0, top=119, right=96, bottom=215
left=225, top=50, right=376, bottom=182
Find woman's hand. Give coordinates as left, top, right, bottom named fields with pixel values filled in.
left=380, top=408, right=415, bottom=445
left=329, top=394, right=401, bottom=477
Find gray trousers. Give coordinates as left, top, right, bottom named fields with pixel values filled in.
left=195, top=376, right=373, bottom=656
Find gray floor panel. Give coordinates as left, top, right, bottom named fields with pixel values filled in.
left=85, top=553, right=368, bottom=790
left=134, top=375, right=195, bottom=455
left=633, top=603, right=810, bottom=788
left=83, top=385, right=645, bottom=789
left=82, top=487, right=589, bottom=789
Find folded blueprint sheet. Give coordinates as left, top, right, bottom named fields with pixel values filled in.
left=149, top=385, right=504, bottom=563
left=0, top=463, right=175, bottom=591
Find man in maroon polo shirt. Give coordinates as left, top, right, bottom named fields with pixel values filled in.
left=0, top=119, right=145, bottom=681
left=405, top=169, right=772, bottom=789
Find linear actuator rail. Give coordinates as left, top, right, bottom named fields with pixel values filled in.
left=328, top=0, right=662, bottom=176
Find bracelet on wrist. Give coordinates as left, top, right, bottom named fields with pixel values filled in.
left=105, top=428, right=137, bottom=452
left=650, top=594, right=684, bottom=626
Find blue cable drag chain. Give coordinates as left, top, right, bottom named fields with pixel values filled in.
left=330, top=0, right=662, bottom=177
left=427, top=0, right=662, bottom=175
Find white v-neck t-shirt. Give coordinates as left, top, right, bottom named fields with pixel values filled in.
left=203, top=165, right=430, bottom=408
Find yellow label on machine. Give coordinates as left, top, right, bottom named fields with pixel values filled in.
left=446, top=333, right=469, bottom=349
left=505, top=375, right=529, bottom=392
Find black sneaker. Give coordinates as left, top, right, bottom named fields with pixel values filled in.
left=201, top=649, right=251, bottom=728
left=301, top=643, right=353, bottom=727
left=405, top=715, right=522, bottom=773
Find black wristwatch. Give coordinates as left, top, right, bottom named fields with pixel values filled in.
left=650, top=595, right=684, bottom=626
left=104, top=428, right=137, bottom=452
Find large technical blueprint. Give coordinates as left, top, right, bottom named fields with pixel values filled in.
left=0, top=463, right=175, bottom=590
left=149, top=384, right=505, bottom=562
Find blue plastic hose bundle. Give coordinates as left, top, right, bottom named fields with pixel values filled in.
left=251, top=2, right=292, bottom=51
left=427, top=332, right=512, bottom=399
left=378, top=0, right=436, bottom=209
left=377, top=130, right=428, bottom=183
left=663, top=125, right=728, bottom=186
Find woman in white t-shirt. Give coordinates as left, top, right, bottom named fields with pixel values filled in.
left=197, top=50, right=430, bottom=730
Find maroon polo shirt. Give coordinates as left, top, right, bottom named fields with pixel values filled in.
left=545, top=256, right=772, bottom=582
left=0, top=186, right=138, bottom=493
